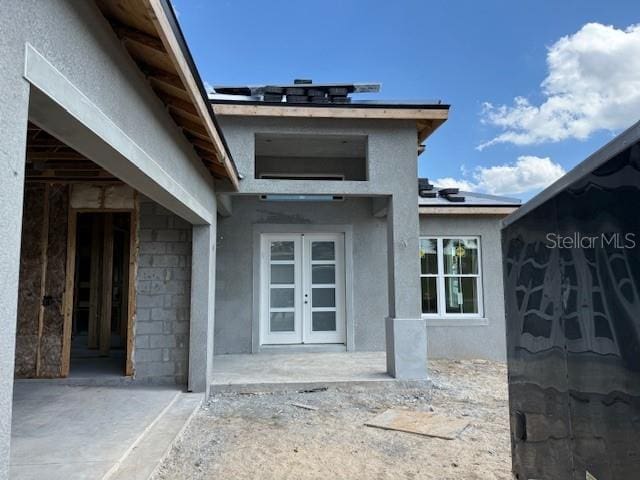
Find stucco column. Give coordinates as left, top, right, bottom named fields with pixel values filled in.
left=0, top=76, right=29, bottom=478
left=385, top=194, right=428, bottom=380
left=188, top=222, right=217, bottom=394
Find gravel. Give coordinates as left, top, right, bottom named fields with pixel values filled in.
left=153, top=359, right=511, bottom=480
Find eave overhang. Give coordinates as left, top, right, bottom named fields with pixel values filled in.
left=95, top=0, right=240, bottom=189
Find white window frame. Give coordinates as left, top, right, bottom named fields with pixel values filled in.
left=420, top=236, right=484, bottom=319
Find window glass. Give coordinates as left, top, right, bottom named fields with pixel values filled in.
left=445, top=276, right=479, bottom=314
left=459, top=238, right=479, bottom=274
left=444, top=238, right=479, bottom=275
left=421, top=237, right=481, bottom=316
left=420, top=238, right=438, bottom=274
left=421, top=277, right=438, bottom=314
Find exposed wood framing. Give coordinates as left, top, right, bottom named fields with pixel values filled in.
left=26, top=123, right=120, bottom=184
left=419, top=206, right=519, bottom=215
left=60, top=203, right=77, bottom=377
left=34, top=185, right=51, bottom=377
left=88, top=217, right=102, bottom=350
left=95, top=0, right=239, bottom=188
left=61, top=206, right=138, bottom=378
left=100, top=214, right=115, bottom=356
left=212, top=103, right=449, bottom=144
left=126, top=198, right=139, bottom=376
left=211, top=103, right=449, bottom=120
left=120, top=222, right=130, bottom=342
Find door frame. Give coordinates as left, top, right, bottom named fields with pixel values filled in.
left=252, top=224, right=355, bottom=353
left=60, top=203, right=139, bottom=377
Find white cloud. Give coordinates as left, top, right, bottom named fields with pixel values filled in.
left=431, top=177, right=476, bottom=191
left=478, top=23, right=640, bottom=150
left=433, top=155, right=565, bottom=196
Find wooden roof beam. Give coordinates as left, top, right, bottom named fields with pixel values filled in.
left=211, top=103, right=450, bottom=121
left=172, top=119, right=209, bottom=142
left=139, top=64, right=187, bottom=92
left=110, top=22, right=167, bottom=54
left=155, top=90, right=200, bottom=119
left=146, top=0, right=239, bottom=189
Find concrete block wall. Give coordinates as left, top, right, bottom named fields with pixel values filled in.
left=135, top=197, right=192, bottom=384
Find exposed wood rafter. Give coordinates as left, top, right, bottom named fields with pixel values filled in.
left=95, top=0, right=239, bottom=188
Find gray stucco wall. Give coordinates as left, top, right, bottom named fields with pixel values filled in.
left=135, top=198, right=192, bottom=385
left=10, top=1, right=217, bottom=217
left=0, top=2, right=218, bottom=470
left=215, top=196, right=388, bottom=353
left=217, top=116, right=418, bottom=197
left=215, top=114, right=425, bottom=377
left=255, top=156, right=367, bottom=180
left=419, top=214, right=508, bottom=361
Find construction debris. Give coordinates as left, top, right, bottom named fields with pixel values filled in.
left=153, top=359, right=510, bottom=480
left=290, top=402, right=319, bottom=411
left=297, top=386, right=328, bottom=394
left=365, top=408, right=469, bottom=440
left=212, top=81, right=381, bottom=104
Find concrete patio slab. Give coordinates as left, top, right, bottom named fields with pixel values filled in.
left=211, top=352, right=412, bottom=393
left=10, top=383, right=199, bottom=480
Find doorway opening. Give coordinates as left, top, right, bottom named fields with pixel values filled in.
left=70, top=212, right=132, bottom=377
left=14, top=123, right=138, bottom=379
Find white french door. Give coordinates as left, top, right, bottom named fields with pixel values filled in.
left=260, top=233, right=346, bottom=345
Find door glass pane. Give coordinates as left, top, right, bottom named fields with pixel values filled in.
left=421, top=277, right=438, bottom=314
left=271, top=288, right=294, bottom=308
left=312, top=265, right=335, bottom=284
left=271, top=241, right=294, bottom=261
left=312, top=241, right=335, bottom=260
left=270, top=312, right=294, bottom=332
left=420, top=239, right=438, bottom=275
left=312, top=288, right=335, bottom=307
left=312, top=311, right=336, bottom=331
left=271, top=264, right=294, bottom=284
left=445, top=277, right=479, bottom=314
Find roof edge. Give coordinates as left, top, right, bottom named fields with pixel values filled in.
left=155, top=0, right=240, bottom=183
left=210, top=98, right=451, bottom=110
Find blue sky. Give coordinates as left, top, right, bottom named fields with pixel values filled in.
left=173, top=0, right=640, bottom=200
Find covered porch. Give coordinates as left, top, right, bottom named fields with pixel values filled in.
left=10, top=382, right=201, bottom=480
left=211, top=352, right=426, bottom=393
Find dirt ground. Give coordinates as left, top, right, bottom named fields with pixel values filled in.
left=153, top=359, right=511, bottom=480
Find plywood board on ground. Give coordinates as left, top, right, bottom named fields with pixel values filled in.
left=365, top=409, right=469, bottom=440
